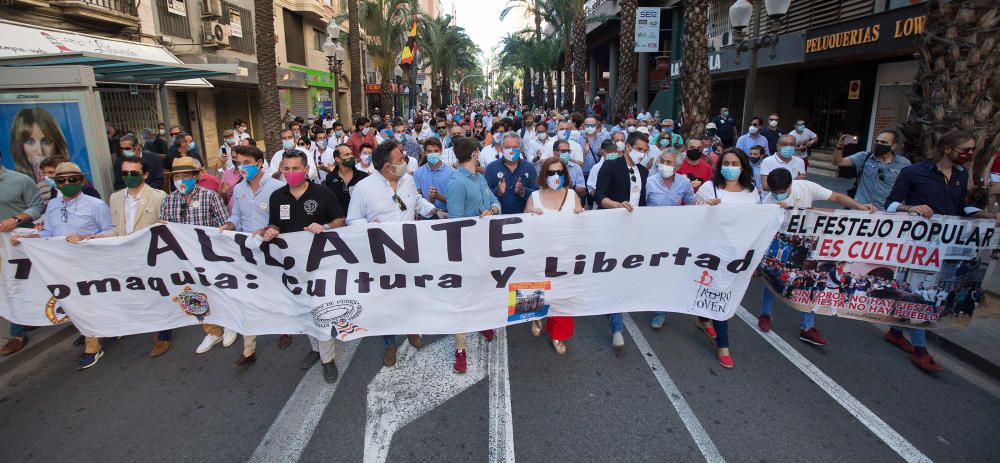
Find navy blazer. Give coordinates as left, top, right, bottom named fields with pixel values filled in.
left=594, top=156, right=649, bottom=207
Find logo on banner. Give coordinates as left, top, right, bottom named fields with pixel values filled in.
left=312, top=300, right=368, bottom=340
left=173, top=286, right=211, bottom=321
left=692, top=272, right=732, bottom=314
left=507, top=281, right=551, bottom=322
left=44, top=297, right=70, bottom=325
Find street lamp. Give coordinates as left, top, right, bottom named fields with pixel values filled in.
left=729, top=0, right=790, bottom=129
left=324, top=21, right=343, bottom=120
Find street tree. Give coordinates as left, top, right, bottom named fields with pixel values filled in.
left=253, top=0, right=281, bottom=152
left=681, top=0, right=711, bottom=138
left=613, top=0, right=638, bottom=121
left=346, top=0, right=364, bottom=118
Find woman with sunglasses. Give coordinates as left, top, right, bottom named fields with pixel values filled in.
left=523, top=157, right=584, bottom=354
left=692, top=147, right=760, bottom=369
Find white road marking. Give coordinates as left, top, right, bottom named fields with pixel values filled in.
left=249, top=339, right=359, bottom=463
left=735, top=306, right=932, bottom=463
left=623, top=314, right=726, bottom=463
left=363, top=329, right=513, bottom=463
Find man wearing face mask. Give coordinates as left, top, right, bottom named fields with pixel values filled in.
left=645, top=150, right=695, bottom=329
left=159, top=157, right=234, bottom=354
left=542, top=121, right=583, bottom=165
left=760, top=134, right=807, bottom=191
left=711, top=107, right=737, bottom=148
left=331, top=121, right=349, bottom=145
left=704, top=122, right=723, bottom=147
left=831, top=129, right=909, bottom=210
left=391, top=119, right=421, bottom=172
left=594, top=132, right=650, bottom=351
left=736, top=117, right=771, bottom=157
left=789, top=120, right=817, bottom=165
left=165, top=133, right=203, bottom=172
left=348, top=117, right=377, bottom=157
left=8, top=162, right=113, bottom=365
left=760, top=113, right=784, bottom=155
left=485, top=132, right=538, bottom=215
left=747, top=145, right=765, bottom=193
left=346, top=141, right=446, bottom=367
left=413, top=138, right=455, bottom=212
left=586, top=139, right=619, bottom=198
left=579, top=116, right=609, bottom=183
left=261, top=150, right=345, bottom=383
left=654, top=119, right=684, bottom=151
left=217, top=146, right=291, bottom=366
left=676, top=138, right=712, bottom=192
left=480, top=126, right=506, bottom=167
left=269, top=130, right=319, bottom=183
left=357, top=143, right=376, bottom=174
left=551, top=140, right=587, bottom=199
left=313, top=131, right=336, bottom=182
left=113, top=134, right=164, bottom=191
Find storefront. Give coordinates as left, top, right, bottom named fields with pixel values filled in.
left=288, top=65, right=336, bottom=118
left=277, top=67, right=309, bottom=120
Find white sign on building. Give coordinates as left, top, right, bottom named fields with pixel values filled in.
left=634, top=7, right=661, bottom=53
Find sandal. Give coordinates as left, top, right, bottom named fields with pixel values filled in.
left=531, top=320, right=543, bottom=337
left=552, top=339, right=566, bottom=355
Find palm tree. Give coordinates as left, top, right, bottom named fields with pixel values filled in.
left=253, top=0, right=281, bottom=152
left=346, top=0, right=363, bottom=119
left=339, top=0, right=409, bottom=115
left=680, top=0, right=711, bottom=138
left=419, top=14, right=478, bottom=110
left=501, top=0, right=547, bottom=106
left=901, top=0, right=999, bottom=172
left=569, top=0, right=587, bottom=113
left=499, top=33, right=535, bottom=107
left=614, top=0, right=637, bottom=121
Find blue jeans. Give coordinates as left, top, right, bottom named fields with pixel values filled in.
left=889, top=326, right=926, bottom=347
left=608, top=313, right=623, bottom=333
left=9, top=323, right=27, bottom=338
left=761, top=291, right=814, bottom=330
left=383, top=335, right=396, bottom=347
left=157, top=330, right=173, bottom=341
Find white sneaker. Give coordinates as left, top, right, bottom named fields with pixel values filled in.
left=196, top=334, right=222, bottom=354
left=222, top=329, right=238, bottom=347
left=612, top=331, right=625, bottom=348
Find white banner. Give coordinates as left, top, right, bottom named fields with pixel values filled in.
left=6, top=207, right=783, bottom=340
left=635, top=7, right=661, bottom=53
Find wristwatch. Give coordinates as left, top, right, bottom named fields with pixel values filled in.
left=12, top=217, right=24, bottom=227
left=322, top=223, right=331, bottom=230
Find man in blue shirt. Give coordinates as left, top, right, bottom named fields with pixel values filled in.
left=644, top=150, right=695, bottom=329
left=883, top=129, right=1000, bottom=373
left=445, top=137, right=500, bottom=374
left=736, top=116, right=771, bottom=157
left=413, top=138, right=455, bottom=211
left=485, top=132, right=538, bottom=214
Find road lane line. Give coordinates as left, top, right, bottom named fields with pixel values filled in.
left=623, top=314, right=727, bottom=463
left=735, top=306, right=932, bottom=463
left=487, top=327, right=515, bottom=462
left=249, top=339, right=359, bottom=463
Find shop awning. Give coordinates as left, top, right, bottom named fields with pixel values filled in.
left=0, top=19, right=237, bottom=87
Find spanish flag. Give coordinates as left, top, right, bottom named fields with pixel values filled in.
left=400, top=16, right=416, bottom=65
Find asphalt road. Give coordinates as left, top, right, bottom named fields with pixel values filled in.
left=2, top=174, right=999, bottom=462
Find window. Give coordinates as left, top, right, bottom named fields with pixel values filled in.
left=223, top=2, right=255, bottom=54
left=314, top=29, right=327, bottom=51
left=156, top=0, right=192, bottom=38
left=282, top=9, right=306, bottom=65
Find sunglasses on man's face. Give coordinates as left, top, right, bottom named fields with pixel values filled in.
left=170, top=132, right=180, bottom=137
left=122, top=170, right=143, bottom=177
left=54, top=177, right=83, bottom=185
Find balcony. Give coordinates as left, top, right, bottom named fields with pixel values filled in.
left=278, top=0, right=330, bottom=22
left=50, top=0, right=139, bottom=28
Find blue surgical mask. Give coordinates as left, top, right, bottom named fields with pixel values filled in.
left=44, top=176, right=57, bottom=188
left=606, top=153, right=619, bottom=161
left=239, top=164, right=259, bottom=180
left=721, top=165, right=741, bottom=181
left=559, top=152, right=571, bottom=163
left=122, top=149, right=136, bottom=157
left=187, top=142, right=196, bottom=151
left=427, top=153, right=442, bottom=165
left=177, top=177, right=197, bottom=193
left=282, top=139, right=294, bottom=150
left=773, top=191, right=790, bottom=201
left=780, top=146, right=795, bottom=159
left=317, top=140, right=328, bottom=149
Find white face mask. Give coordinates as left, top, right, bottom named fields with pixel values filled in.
left=748, top=126, right=759, bottom=135
left=394, top=133, right=404, bottom=142
left=537, top=132, right=548, bottom=141
left=657, top=164, right=675, bottom=178
left=627, top=126, right=636, bottom=133
left=360, top=153, right=371, bottom=164
left=628, top=149, right=644, bottom=164
left=362, top=127, right=371, bottom=136
left=585, top=126, right=597, bottom=135
left=769, top=120, right=778, bottom=128
left=614, top=141, right=626, bottom=152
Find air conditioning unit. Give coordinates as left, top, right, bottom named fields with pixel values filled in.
left=721, top=31, right=735, bottom=47
left=202, top=0, right=223, bottom=18
left=708, top=35, right=724, bottom=51
left=202, top=20, right=231, bottom=47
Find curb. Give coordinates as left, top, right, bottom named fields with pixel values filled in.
left=926, top=330, right=1000, bottom=382
left=0, top=324, right=75, bottom=377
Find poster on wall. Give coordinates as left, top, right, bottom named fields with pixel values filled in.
left=228, top=8, right=243, bottom=38
left=756, top=209, right=1000, bottom=331
left=0, top=98, right=92, bottom=187
left=166, top=0, right=187, bottom=16
left=634, top=7, right=660, bottom=53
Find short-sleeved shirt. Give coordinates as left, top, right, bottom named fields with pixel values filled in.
left=268, top=182, right=344, bottom=233
left=762, top=180, right=832, bottom=208
left=447, top=166, right=501, bottom=218
left=412, top=162, right=455, bottom=211
left=711, top=115, right=736, bottom=142
left=788, top=128, right=818, bottom=158
left=760, top=154, right=807, bottom=180
left=676, top=159, right=713, bottom=191
left=695, top=181, right=761, bottom=205
left=847, top=151, right=910, bottom=210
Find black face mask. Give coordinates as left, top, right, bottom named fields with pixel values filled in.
left=706, top=129, right=717, bottom=136
left=873, top=144, right=892, bottom=156
left=749, top=156, right=762, bottom=164
left=686, top=149, right=701, bottom=161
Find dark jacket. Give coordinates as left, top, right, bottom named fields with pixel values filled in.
left=594, top=156, right=649, bottom=207
left=113, top=149, right=165, bottom=190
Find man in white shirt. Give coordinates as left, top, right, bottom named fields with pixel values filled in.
left=541, top=120, right=583, bottom=165
left=479, top=127, right=505, bottom=167
left=760, top=134, right=807, bottom=191
left=788, top=119, right=818, bottom=161
left=219, top=145, right=291, bottom=366
left=312, top=132, right=336, bottom=182
left=345, top=141, right=446, bottom=368
left=756, top=167, right=875, bottom=346
left=269, top=129, right=319, bottom=182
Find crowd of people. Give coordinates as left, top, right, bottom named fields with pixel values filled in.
left=1, top=100, right=997, bottom=380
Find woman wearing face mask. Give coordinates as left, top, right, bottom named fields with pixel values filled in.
left=523, top=157, right=584, bottom=354
left=693, top=147, right=760, bottom=369
left=356, top=143, right=376, bottom=174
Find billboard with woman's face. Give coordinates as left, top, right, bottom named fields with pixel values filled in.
left=0, top=101, right=91, bottom=182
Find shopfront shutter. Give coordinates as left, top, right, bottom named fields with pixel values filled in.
left=97, top=86, right=160, bottom=135
left=289, top=88, right=310, bottom=119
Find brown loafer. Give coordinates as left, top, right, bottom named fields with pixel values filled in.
left=407, top=334, right=424, bottom=349
left=1, top=336, right=27, bottom=355
left=235, top=353, right=257, bottom=367
left=383, top=345, right=397, bottom=367
left=149, top=340, right=171, bottom=358
left=278, top=334, right=293, bottom=350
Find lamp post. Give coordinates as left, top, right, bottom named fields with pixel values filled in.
left=323, top=20, right=343, bottom=120
left=729, top=0, right=790, bottom=129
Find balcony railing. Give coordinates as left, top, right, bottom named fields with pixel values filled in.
left=52, top=0, right=138, bottom=18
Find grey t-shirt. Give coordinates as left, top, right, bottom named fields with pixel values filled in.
left=848, top=151, right=911, bottom=210
left=0, top=168, right=44, bottom=222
